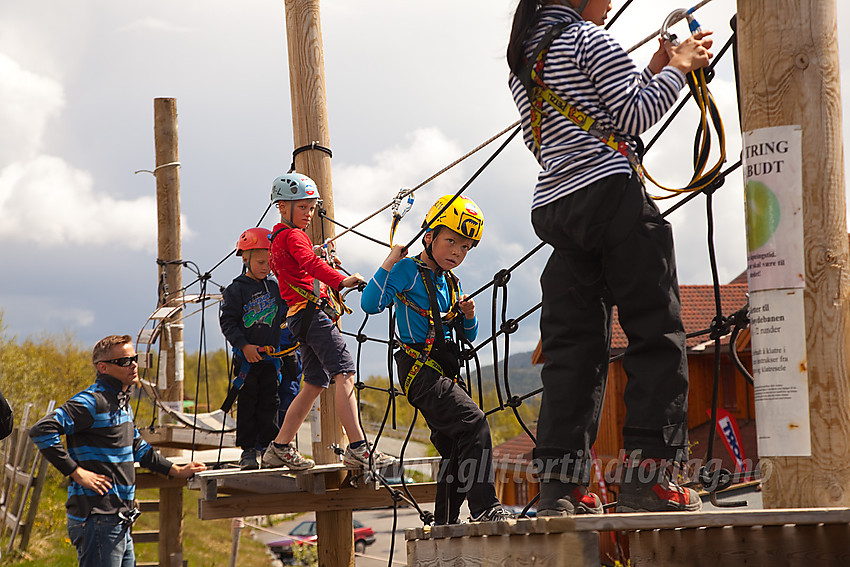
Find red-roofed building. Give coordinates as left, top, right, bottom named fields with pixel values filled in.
left=497, top=281, right=755, bottom=509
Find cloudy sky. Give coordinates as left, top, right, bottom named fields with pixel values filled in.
left=1, top=0, right=848, bottom=380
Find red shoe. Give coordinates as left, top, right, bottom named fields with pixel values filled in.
left=538, top=483, right=603, bottom=516
left=615, top=459, right=701, bottom=513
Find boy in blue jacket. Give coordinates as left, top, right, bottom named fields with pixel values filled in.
left=220, top=227, right=285, bottom=469
left=361, top=195, right=508, bottom=524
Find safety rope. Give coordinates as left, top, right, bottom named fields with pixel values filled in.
left=130, top=4, right=757, bottom=559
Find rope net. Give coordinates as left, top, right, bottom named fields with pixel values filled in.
left=133, top=2, right=760, bottom=563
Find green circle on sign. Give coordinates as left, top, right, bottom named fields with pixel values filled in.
left=745, top=180, right=781, bottom=251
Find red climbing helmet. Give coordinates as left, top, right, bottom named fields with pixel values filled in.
left=236, top=227, right=272, bottom=256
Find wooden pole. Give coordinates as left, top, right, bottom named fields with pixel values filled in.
left=737, top=0, right=850, bottom=508
left=153, top=97, right=185, bottom=566
left=283, top=1, right=353, bottom=565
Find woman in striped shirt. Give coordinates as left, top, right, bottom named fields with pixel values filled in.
left=507, top=0, right=713, bottom=516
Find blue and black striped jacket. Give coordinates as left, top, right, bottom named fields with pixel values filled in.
left=30, top=374, right=172, bottom=521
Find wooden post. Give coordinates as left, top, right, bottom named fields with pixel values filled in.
left=283, top=1, right=353, bottom=566
left=737, top=0, right=850, bottom=507
left=153, top=97, right=185, bottom=566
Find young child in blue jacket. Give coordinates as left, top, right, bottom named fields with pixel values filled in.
left=220, top=227, right=284, bottom=470
left=361, top=195, right=508, bottom=524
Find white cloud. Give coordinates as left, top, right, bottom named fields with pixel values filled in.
left=0, top=53, right=64, bottom=161
left=332, top=127, right=467, bottom=269
left=0, top=49, right=190, bottom=250
left=0, top=155, right=164, bottom=249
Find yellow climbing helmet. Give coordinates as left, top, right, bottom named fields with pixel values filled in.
left=421, top=194, right=484, bottom=245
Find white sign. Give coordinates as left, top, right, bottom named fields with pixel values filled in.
left=743, top=125, right=805, bottom=291
left=750, top=289, right=811, bottom=456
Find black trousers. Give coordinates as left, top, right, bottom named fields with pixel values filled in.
left=531, top=173, right=689, bottom=483
left=236, top=361, right=280, bottom=451
left=396, top=352, right=499, bottom=523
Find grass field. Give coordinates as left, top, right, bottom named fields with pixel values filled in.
left=1, top=470, right=276, bottom=567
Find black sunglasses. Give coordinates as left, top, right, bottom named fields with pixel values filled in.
left=99, top=355, right=139, bottom=367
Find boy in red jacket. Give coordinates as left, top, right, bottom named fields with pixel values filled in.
left=262, top=172, right=394, bottom=470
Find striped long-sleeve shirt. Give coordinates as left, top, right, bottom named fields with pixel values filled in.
left=508, top=5, right=687, bottom=210
left=30, top=374, right=173, bottom=521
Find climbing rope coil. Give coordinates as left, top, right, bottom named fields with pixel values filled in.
left=133, top=1, right=755, bottom=562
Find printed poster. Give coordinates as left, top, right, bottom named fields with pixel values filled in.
left=749, top=289, right=811, bottom=456
left=743, top=125, right=805, bottom=291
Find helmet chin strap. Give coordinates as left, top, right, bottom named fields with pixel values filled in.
left=278, top=202, right=298, bottom=229
left=421, top=233, right=444, bottom=276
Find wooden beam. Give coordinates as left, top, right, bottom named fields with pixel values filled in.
left=737, top=0, right=850, bottom=508
left=153, top=97, right=185, bottom=441
left=282, top=1, right=353, bottom=565
left=198, top=482, right=438, bottom=520
left=140, top=425, right=235, bottom=451
left=629, top=523, right=850, bottom=566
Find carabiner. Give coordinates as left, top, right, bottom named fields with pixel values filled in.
left=660, top=7, right=701, bottom=46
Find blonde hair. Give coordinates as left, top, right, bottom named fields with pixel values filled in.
left=92, top=334, right=133, bottom=367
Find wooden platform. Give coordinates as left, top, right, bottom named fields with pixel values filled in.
left=405, top=508, right=850, bottom=566
left=188, top=456, right=441, bottom=520
left=140, top=424, right=235, bottom=451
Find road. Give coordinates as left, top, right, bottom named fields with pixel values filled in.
left=240, top=422, right=442, bottom=566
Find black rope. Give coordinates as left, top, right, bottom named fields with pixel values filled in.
left=403, top=126, right=521, bottom=251
left=289, top=141, right=333, bottom=174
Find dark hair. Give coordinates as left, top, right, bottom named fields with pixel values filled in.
left=507, top=0, right=544, bottom=76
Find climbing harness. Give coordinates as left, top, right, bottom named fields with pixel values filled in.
left=517, top=23, right=644, bottom=176
left=220, top=347, right=283, bottom=413
left=396, top=257, right=462, bottom=394
left=268, top=225, right=352, bottom=331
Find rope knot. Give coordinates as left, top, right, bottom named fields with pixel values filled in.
left=501, top=319, right=519, bottom=335
left=494, top=269, right=511, bottom=287
left=709, top=314, right=730, bottom=340
left=505, top=395, right=523, bottom=409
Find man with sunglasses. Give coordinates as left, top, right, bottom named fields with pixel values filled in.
left=30, top=334, right=205, bottom=567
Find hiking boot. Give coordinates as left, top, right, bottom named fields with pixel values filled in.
left=615, top=459, right=702, bottom=513
left=537, top=483, right=603, bottom=516
left=239, top=449, right=259, bottom=470
left=469, top=505, right=512, bottom=523
left=342, top=442, right=396, bottom=468
left=262, top=442, right=315, bottom=471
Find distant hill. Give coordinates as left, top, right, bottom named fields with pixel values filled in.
left=470, top=350, right=542, bottom=400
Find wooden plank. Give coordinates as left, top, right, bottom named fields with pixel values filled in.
left=407, top=530, right=599, bottom=567
left=132, top=530, right=160, bottom=544
left=138, top=500, right=160, bottom=513
left=570, top=507, right=850, bottom=532
left=136, top=471, right=187, bottom=491
left=140, top=425, right=236, bottom=451
left=630, top=523, right=850, bottom=566
left=189, top=469, right=302, bottom=500
left=198, top=482, right=438, bottom=520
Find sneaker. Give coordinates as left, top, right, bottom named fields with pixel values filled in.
left=239, top=449, right=259, bottom=471
left=537, top=483, right=603, bottom=516
left=262, top=443, right=315, bottom=471
left=469, top=505, right=512, bottom=523
left=342, top=443, right=396, bottom=468
left=615, top=459, right=702, bottom=513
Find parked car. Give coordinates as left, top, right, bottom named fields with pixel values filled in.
left=267, top=519, right=376, bottom=563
